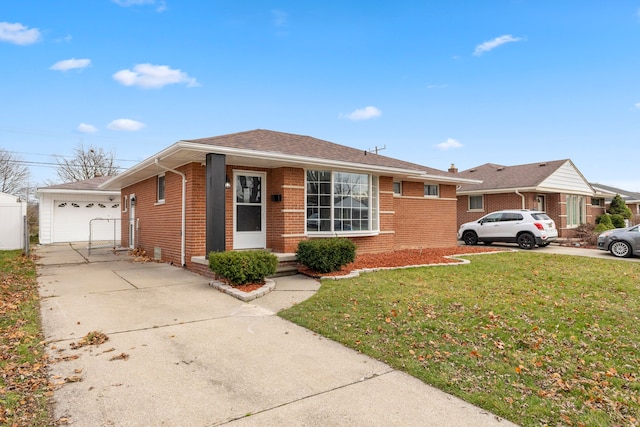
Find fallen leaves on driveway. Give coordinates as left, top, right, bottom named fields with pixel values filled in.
left=69, top=331, right=109, bottom=349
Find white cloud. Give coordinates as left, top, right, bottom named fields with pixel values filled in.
left=436, top=138, right=463, bottom=150
left=50, top=58, right=91, bottom=72
left=0, top=22, right=41, bottom=45
left=112, top=0, right=166, bottom=12
left=634, top=102, right=640, bottom=109
left=113, top=63, right=198, bottom=89
left=77, top=123, right=98, bottom=133
left=342, top=106, right=382, bottom=121
left=473, top=34, right=522, bottom=56
left=107, top=119, right=146, bottom=131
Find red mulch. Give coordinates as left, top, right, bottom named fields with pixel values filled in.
left=299, top=246, right=500, bottom=277
left=227, top=247, right=499, bottom=291
left=222, top=279, right=266, bottom=293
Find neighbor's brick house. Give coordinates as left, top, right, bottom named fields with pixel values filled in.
left=102, top=130, right=480, bottom=275
left=590, top=183, right=640, bottom=226
left=450, top=159, right=613, bottom=239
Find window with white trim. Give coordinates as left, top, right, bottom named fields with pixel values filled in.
left=306, top=170, right=379, bottom=232
left=393, top=181, right=402, bottom=196
left=424, top=184, right=439, bottom=197
left=469, top=195, right=483, bottom=210
left=566, top=194, right=585, bottom=227
left=122, top=195, right=128, bottom=212
left=157, top=174, right=166, bottom=202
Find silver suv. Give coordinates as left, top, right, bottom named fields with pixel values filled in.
left=457, top=209, right=558, bottom=250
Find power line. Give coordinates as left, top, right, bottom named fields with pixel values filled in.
left=2, top=149, right=139, bottom=164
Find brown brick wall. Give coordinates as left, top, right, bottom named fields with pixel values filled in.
left=456, top=191, right=600, bottom=239
left=393, top=183, right=458, bottom=250
left=123, top=164, right=461, bottom=273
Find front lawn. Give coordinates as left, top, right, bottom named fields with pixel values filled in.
left=280, top=252, right=640, bottom=426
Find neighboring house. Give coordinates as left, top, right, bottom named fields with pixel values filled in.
left=0, top=192, right=27, bottom=250
left=101, top=129, right=480, bottom=275
left=37, top=177, right=121, bottom=244
left=451, top=159, right=614, bottom=238
left=590, top=183, right=640, bottom=225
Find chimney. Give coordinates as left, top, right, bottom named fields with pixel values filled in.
left=448, top=163, right=458, bottom=173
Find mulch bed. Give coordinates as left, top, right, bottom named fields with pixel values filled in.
left=299, top=246, right=500, bottom=277
left=226, top=247, right=500, bottom=291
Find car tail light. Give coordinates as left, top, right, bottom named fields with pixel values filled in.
left=534, top=223, right=544, bottom=230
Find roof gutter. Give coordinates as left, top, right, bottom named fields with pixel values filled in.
left=155, top=159, right=187, bottom=268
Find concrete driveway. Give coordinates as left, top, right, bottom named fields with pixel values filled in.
left=36, top=243, right=517, bottom=427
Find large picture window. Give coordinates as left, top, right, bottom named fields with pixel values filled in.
left=566, top=194, right=585, bottom=227
left=306, top=170, right=379, bottom=233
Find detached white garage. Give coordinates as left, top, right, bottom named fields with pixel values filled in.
left=0, top=192, right=27, bottom=250
left=38, top=177, right=121, bottom=244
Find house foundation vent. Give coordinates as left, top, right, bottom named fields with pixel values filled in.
left=154, top=247, right=162, bottom=261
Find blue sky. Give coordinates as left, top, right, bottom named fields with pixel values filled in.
left=2, top=0, right=640, bottom=191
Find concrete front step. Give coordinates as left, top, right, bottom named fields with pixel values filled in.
left=271, top=252, right=300, bottom=277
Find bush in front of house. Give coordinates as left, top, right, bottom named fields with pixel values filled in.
left=208, top=250, right=278, bottom=285
left=595, top=214, right=615, bottom=233
left=573, top=223, right=600, bottom=246
left=296, top=238, right=356, bottom=273
left=610, top=214, right=626, bottom=228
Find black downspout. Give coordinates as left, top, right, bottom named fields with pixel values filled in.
left=206, top=153, right=226, bottom=256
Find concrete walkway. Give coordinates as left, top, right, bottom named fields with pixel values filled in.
left=37, top=243, right=518, bottom=427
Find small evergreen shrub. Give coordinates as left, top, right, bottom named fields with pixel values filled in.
left=296, top=238, right=356, bottom=273
left=610, top=214, right=626, bottom=228
left=596, top=213, right=613, bottom=227
left=594, top=223, right=612, bottom=234
left=208, top=250, right=278, bottom=285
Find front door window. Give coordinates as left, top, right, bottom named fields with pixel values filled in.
left=233, top=172, right=266, bottom=249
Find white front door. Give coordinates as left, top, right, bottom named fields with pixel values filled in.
left=233, top=171, right=266, bottom=249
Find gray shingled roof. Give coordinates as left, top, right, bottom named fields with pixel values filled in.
left=455, top=160, right=569, bottom=192
left=103, top=129, right=480, bottom=190
left=590, top=183, right=640, bottom=202
left=38, top=176, right=116, bottom=191
left=184, top=129, right=447, bottom=175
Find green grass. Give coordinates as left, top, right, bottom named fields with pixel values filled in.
left=280, top=252, right=640, bottom=427
left=0, top=250, right=51, bottom=426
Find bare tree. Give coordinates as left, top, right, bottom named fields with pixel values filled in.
left=55, top=144, right=120, bottom=182
left=0, top=148, right=31, bottom=197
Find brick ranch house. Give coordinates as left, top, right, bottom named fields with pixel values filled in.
left=101, top=129, right=481, bottom=275
left=450, top=159, right=614, bottom=239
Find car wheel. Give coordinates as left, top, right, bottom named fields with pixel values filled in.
left=462, top=231, right=478, bottom=245
left=517, top=233, right=535, bottom=250
left=609, top=241, right=632, bottom=258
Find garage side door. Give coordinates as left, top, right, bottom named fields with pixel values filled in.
left=53, top=201, right=121, bottom=242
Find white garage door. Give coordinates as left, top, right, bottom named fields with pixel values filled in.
left=53, top=201, right=121, bottom=242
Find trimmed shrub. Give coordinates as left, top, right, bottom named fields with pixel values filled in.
left=610, top=214, right=626, bottom=228
left=208, top=250, right=278, bottom=285
left=296, top=238, right=356, bottom=273
left=596, top=213, right=613, bottom=228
